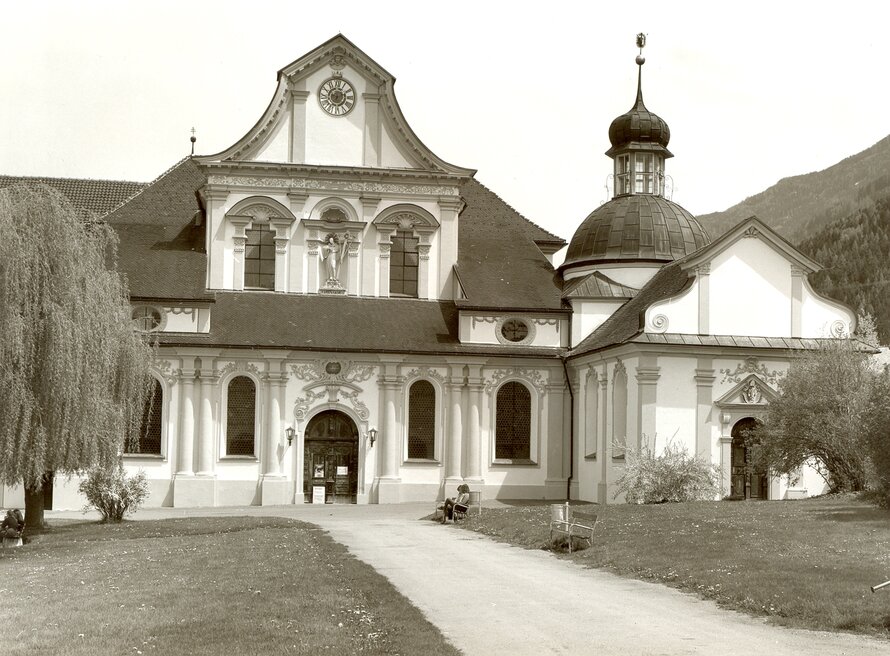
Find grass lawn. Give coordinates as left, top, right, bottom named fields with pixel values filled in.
left=456, top=495, right=890, bottom=638
left=0, top=516, right=459, bottom=655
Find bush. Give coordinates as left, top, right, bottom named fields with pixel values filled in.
left=78, top=465, right=149, bottom=522
left=614, top=437, right=720, bottom=504
left=865, top=367, right=890, bottom=506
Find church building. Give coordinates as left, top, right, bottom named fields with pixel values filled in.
left=0, top=35, right=856, bottom=509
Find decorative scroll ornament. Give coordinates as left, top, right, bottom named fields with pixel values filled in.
left=743, top=226, right=761, bottom=238
left=405, top=366, right=446, bottom=384
left=153, top=359, right=178, bottom=386
left=291, top=360, right=375, bottom=384
left=649, top=314, right=669, bottom=333
left=720, top=357, right=782, bottom=385
left=830, top=320, right=848, bottom=338
left=219, top=361, right=261, bottom=377
left=482, top=367, right=547, bottom=395
left=340, top=390, right=370, bottom=420
left=294, top=390, right=325, bottom=421
left=613, top=360, right=627, bottom=381
left=741, top=379, right=763, bottom=404
left=379, top=212, right=423, bottom=231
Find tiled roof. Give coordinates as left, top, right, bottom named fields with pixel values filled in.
left=456, top=179, right=566, bottom=311
left=631, top=333, right=878, bottom=352
left=562, top=271, right=638, bottom=299
left=568, top=261, right=692, bottom=356
left=106, top=158, right=210, bottom=300
left=155, top=292, right=563, bottom=357
left=0, top=174, right=146, bottom=217
left=562, top=195, right=709, bottom=269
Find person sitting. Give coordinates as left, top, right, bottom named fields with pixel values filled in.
left=2, top=509, right=24, bottom=539
left=442, top=484, right=471, bottom=523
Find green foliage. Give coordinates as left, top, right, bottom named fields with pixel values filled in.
left=613, top=437, right=720, bottom=504
left=864, top=367, right=890, bottom=506
left=800, top=195, right=890, bottom=345
left=78, top=465, right=149, bottom=522
left=0, top=185, right=154, bottom=490
left=749, top=340, right=877, bottom=492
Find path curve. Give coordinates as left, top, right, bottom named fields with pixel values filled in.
left=50, top=504, right=890, bottom=655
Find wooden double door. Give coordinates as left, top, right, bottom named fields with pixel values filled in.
left=730, top=417, right=768, bottom=500
left=303, top=410, right=358, bottom=504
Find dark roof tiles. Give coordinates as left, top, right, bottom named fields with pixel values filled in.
left=0, top=175, right=146, bottom=217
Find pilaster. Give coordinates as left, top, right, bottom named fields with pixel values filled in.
left=597, top=373, right=609, bottom=505
left=445, top=363, right=465, bottom=484
left=694, top=358, right=716, bottom=460
left=362, top=93, right=381, bottom=167
left=437, top=197, right=462, bottom=299
left=289, top=89, right=310, bottom=164
left=696, top=263, right=711, bottom=335
left=465, top=364, right=484, bottom=483
left=635, top=356, right=660, bottom=451
left=791, top=266, right=804, bottom=337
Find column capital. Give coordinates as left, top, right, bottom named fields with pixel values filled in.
left=694, top=368, right=717, bottom=386
left=635, top=366, right=661, bottom=384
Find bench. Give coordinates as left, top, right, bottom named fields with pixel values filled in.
left=434, top=489, right=482, bottom=522
left=549, top=502, right=596, bottom=553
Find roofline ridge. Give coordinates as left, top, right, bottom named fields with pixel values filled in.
left=104, top=156, right=192, bottom=219
left=0, top=173, right=146, bottom=186
left=469, top=178, right=565, bottom=244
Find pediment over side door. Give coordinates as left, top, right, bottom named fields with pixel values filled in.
left=714, top=374, right=779, bottom=410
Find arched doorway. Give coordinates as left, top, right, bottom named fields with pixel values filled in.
left=730, top=417, right=768, bottom=500
left=304, top=410, right=358, bottom=504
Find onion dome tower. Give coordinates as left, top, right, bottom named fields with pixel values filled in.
left=560, top=34, right=709, bottom=287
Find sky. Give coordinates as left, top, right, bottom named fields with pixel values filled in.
left=2, top=1, right=887, bottom=245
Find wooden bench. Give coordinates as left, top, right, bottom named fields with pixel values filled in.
left=549, top=503, right=596, bottom=553
left=434, top=489, right=482, bottom=522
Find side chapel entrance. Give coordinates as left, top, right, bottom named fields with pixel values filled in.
left=303, top=410, right=358, bottom=503
left=730, top=417, right=768, bottom=500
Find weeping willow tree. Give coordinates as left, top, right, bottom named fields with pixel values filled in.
left=0, top=184, right=154, bottom=529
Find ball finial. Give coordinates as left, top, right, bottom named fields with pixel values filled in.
left=635, top=55, right=646, bottom=66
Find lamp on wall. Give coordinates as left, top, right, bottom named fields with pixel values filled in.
left=368, top=428, right=378, bottom=448
left=285, top=426, right=296, bottom=446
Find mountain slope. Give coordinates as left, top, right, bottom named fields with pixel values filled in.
left=698, top=135, right=890, bottom=242
left=799, top=192, right=890, bottom=343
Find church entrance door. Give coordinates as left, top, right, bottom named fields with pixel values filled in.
left=304, top=410, right=358, bottom=504
left=730, top=418, right=767, bottom=500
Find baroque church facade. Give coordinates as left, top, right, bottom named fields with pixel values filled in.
left=1, top=35, right=856, bottom=509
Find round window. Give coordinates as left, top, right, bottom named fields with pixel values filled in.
left=501, top=319, right=529, bottom=343
left=132, top=305, right=162, bottom=332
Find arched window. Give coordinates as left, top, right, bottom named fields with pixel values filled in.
left=244, top=223, right=275, bottom=290
left=390, top=230, right=419, bottom=297
left=612, top=363, right=627, bottom=458
left=496, top=381, right=531, bottom=461
left=127, top=377, right=162, bottom=455
left=226, top=376, right=256, bottom=456
left=407, top=380, right=436, bottom=460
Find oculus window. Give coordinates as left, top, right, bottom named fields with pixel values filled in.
left=132, top=305, right=162, bottom=332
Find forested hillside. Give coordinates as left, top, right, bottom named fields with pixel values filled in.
left=697, top=135, right=890, bottom=242
left=799, top=193, right=890, bottom=344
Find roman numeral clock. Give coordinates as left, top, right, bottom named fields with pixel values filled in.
left=318, top=77, right=356, bottom=116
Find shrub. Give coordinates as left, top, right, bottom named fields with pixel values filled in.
left=864, top=367, right=890, bottom=506
left=78, top=465, right=149, bottom=522
left=614, top=437, right=720, bottom=504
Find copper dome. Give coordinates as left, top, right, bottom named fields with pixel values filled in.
left=606, top=72, right=671, bottom=157
left=561, top=195, right=709, bottom=269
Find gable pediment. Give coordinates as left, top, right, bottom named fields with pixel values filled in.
left=197, top=35, right=474, bottom=177
left=715, top=374, right=779, bottom=409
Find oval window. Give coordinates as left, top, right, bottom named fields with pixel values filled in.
left=132, top=305, right=162, bottom=332
left=501, top=319, right=529, bottom=343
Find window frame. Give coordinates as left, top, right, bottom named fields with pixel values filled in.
left=491, top=379, right=538, bottom=466
left=123, top=374, right=166, bottom=459
left=223, top=374, right=260, bottom=459
left=243, top=222, right=276, bottom=291
left=404, top=379, right=440, bottom=462
left=389, top=229, right=420, bottom=298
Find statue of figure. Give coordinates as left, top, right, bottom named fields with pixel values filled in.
left=742, top=379, right=762, bottom=404
left=321, top=233, right=349, bottom=284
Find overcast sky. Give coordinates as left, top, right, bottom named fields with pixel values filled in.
left=2, top=2, right=886, bottom=244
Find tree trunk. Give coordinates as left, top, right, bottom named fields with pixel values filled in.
left=24, top=474, right=50, bottom=530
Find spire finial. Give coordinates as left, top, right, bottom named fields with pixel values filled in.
left=634, top=33, right=647, bottom=105
left=190, top=127, right=197, bottom=156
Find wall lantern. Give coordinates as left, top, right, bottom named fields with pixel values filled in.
left=285, top=426, right=296, bottom=446
left=368, top=428, right=378, bottom=448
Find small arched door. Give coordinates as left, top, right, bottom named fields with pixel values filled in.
left=730, top=417, right=768, bottom=500
left=303, top=410, right=358, bottom=503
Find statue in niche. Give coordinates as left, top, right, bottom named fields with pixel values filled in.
left=741, top=379, right=762, bottom=404
left=321, top=232, right=350, bottom=288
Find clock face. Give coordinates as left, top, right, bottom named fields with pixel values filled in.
left=318, top=77, right=356, bottom=116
